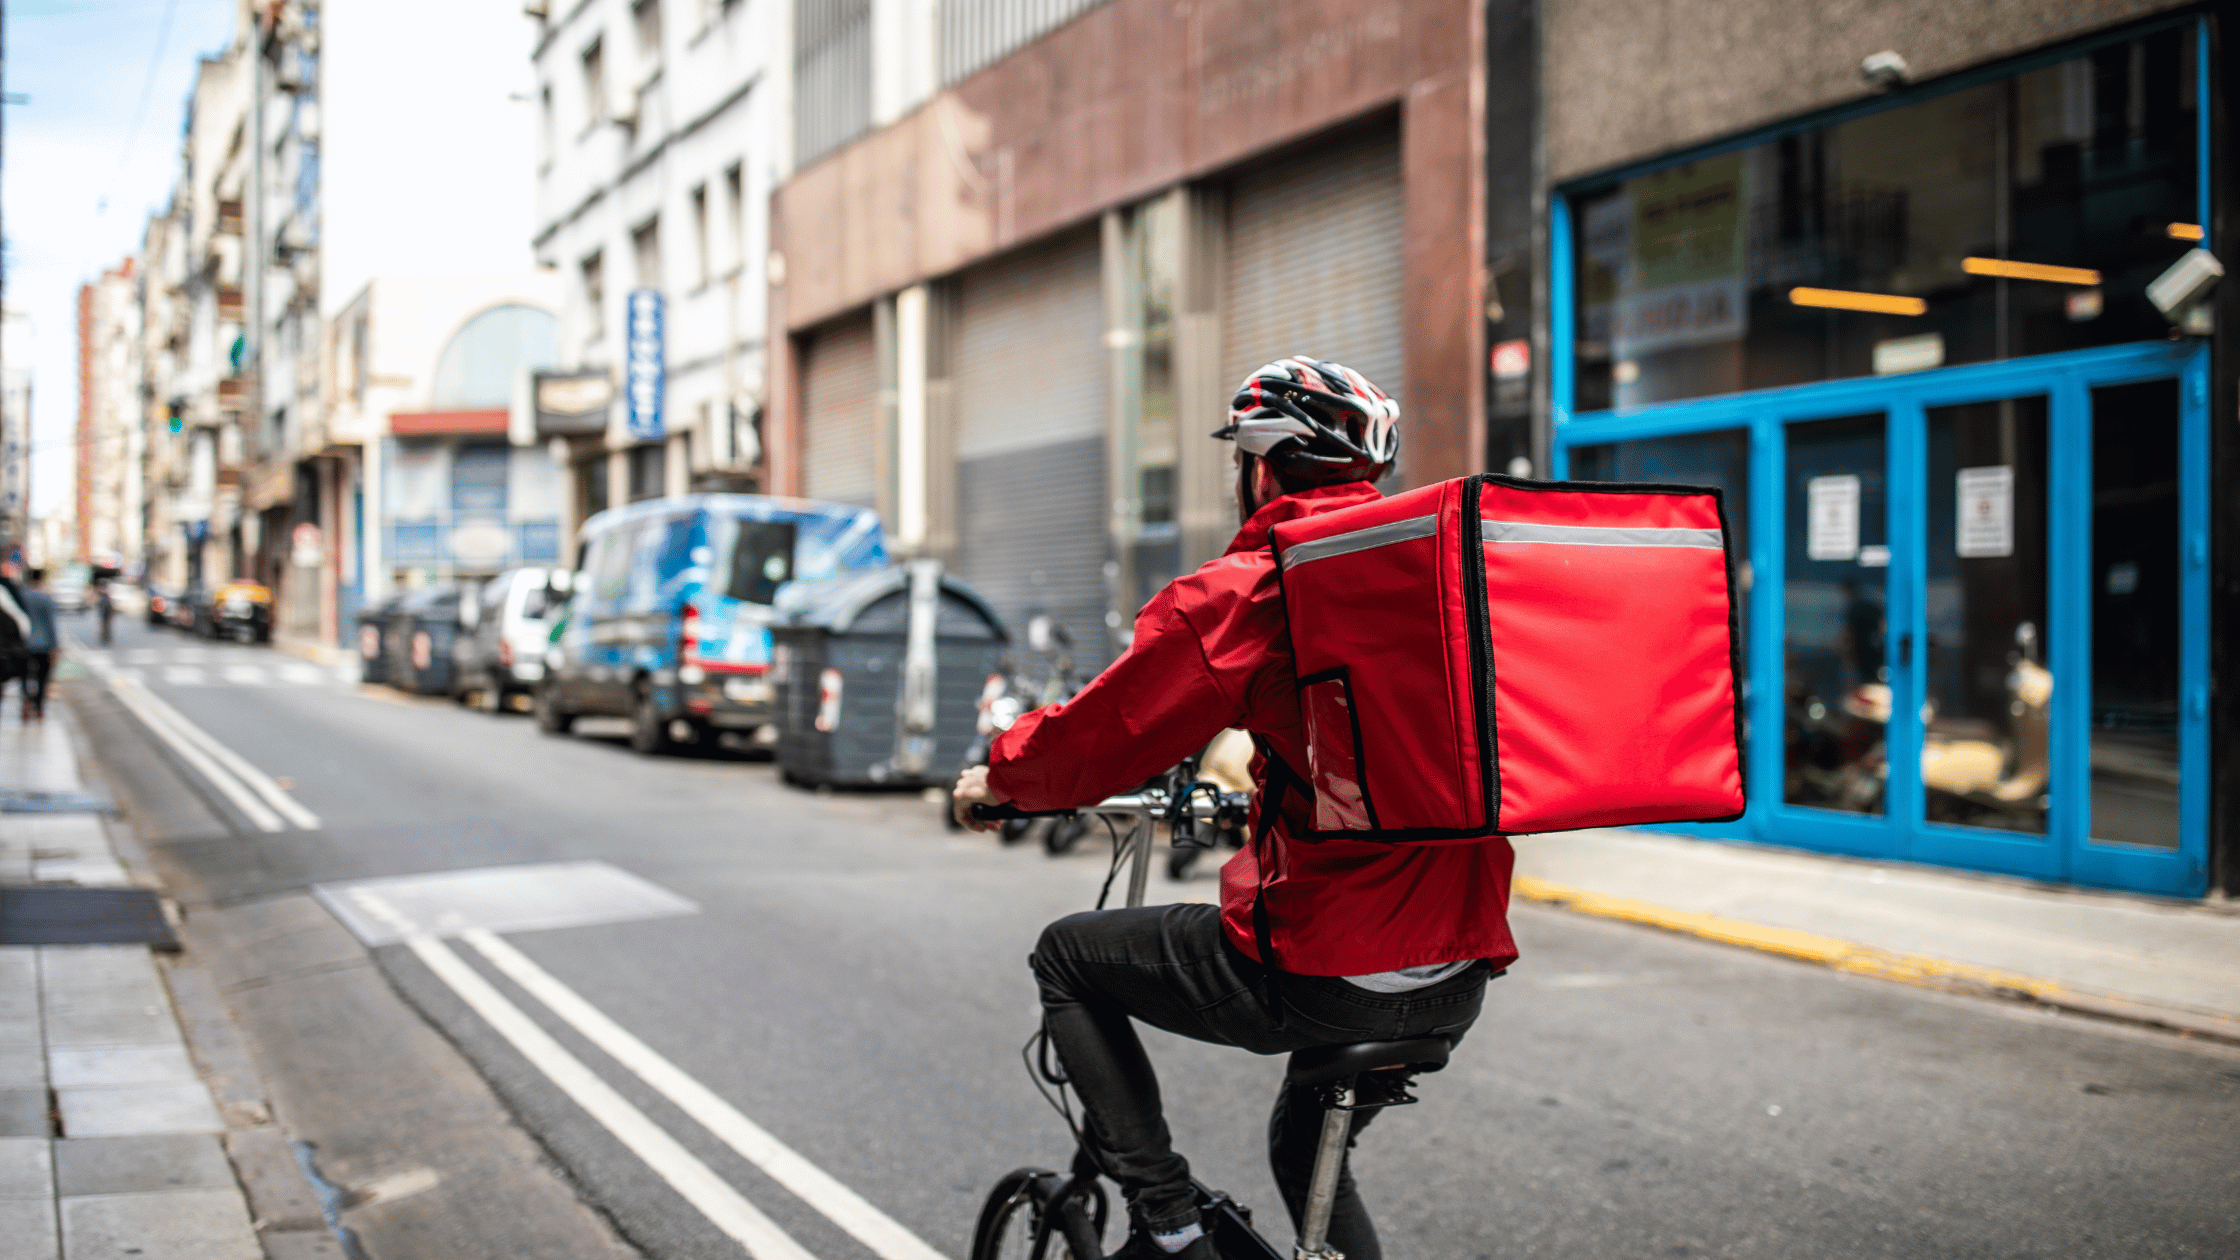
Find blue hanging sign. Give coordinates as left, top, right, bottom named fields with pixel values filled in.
left=625, top=287, right=665, bottom=442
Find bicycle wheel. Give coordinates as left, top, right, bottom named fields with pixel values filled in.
left=971, top=1168, right=1109, bottom=1260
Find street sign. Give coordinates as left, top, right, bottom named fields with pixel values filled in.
left=625, top=288, right=665, bottom=442
left=532, top=369, right=615, bottom=437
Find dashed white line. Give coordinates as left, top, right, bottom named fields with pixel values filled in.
left=162, top=665, right=207, bottom=686
left=346, top=890, right=820, bottom=1260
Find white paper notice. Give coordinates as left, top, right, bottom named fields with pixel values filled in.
left=1807, top=474, right=1861, bottom=562
left=1956, top=465, right=2014, bottom=558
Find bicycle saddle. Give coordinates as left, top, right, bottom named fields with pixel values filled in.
left=1284, top=1037, right=1451, bottom=1086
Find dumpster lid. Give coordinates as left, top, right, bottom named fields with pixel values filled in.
left=773, top=567, right=1006, bottom=639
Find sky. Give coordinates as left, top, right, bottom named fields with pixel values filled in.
left=6, top=0, right=241, bottom=517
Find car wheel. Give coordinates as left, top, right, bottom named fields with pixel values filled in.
left=534, top=681, right=575, bottom=735
left=629, top=682, right=674, bottom=756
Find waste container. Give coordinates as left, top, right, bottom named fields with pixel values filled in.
left=356, top=594, right=404, bottom=684
left=383, top=585, right=467, bottom=696
left=771, top=560, right=1006, bottom=788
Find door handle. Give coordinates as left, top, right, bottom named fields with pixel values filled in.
left=1897, top=632, right=1913, bottom=667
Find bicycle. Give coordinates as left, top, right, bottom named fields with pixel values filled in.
left=966, top=765, right=1454, bottom=1260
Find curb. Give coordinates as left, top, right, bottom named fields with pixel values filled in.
left=1511, top=875, right=2240, bottom=1048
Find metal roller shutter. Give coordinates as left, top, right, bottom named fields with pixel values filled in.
left=800, top=311, right=879, bottom=508
left=949, top=226, right=1110, bottom=669
left=1222, top=132, right=1406, bottom=407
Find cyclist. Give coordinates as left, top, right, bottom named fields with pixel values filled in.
left=954, top=358, right=1518, bottom=1260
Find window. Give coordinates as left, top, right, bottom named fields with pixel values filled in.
left=581, top=38, right=605, bottom=128
left=539, top=85, right=554, bottom=163
left=690, top=184, right=710, bottom=288
left=431, top=305, right=559, bottom=408
left=580, top=251, right=606, bottom=343
left=632, top=0, right=663, bottom=64
left=627, top=443, right=665, bottom=501
left=632, top=217, right=662, bottom=291
left=1570, top=26, right=2200, bottom=412
left=723, top=519, right=796, bottom=605
left=723, top=164, right=745, bottom=275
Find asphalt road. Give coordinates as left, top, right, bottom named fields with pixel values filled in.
left=67, top=616, right=2240, bottom=1259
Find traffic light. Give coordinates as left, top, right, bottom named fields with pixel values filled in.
left=167, top=399, right=184, bottom=434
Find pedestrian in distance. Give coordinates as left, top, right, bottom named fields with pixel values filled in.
left=17, top=569, right=59, bottom=721
left=954, top=357, right=1512, bottom=1260
left=95, top=579, right=115, bottom=646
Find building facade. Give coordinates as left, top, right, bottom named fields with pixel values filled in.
left=766, top=0, right=1487, bottom=676
left=528, top=0, right=777, bottom=554
left=325, top=274, right=566, bottom=601
left=1, top=307, right=31, bottom=569
left=1511, top=0, right=2233, bottom=899
left=78, top=260, right=143, bottom=571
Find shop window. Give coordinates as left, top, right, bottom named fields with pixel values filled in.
left=1572, top=27, right=2198, bottom=412
left=2089, top=379, right=2180, bottom=848
left=451, top=444, right=511, bottom=514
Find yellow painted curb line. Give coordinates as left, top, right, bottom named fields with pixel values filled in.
left=1511, top=875, right=2240, bottom=1044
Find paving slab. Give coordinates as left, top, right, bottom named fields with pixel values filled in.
left=56, top=1084, right=221, bottom=1138
left=0, top=1089, right=51, bottom=1138
left=0, top=1137, right=52, bottom=1198
left=53, top=1136, right=234, bottom=1197
left=0, top=1044, right=45, bottom=1089
left=0, top=1195, right=60, bottom=1259
left=1512, top=828, right=2240, bottom=1023
left=59, top=1188, right=260, bottom=1260
left=47, top=1046, right=197, bottom=1090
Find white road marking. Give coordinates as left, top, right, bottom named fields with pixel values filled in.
left=345, top=890, right=819, bottom=1260
left=106, top=674, right=321, bottom=830
left=277, top=662, right=324, bottom=685
left=162, top=665, right=206, bottom=686
left=123, top=649, right=160, bottom=665
left=108, top=678, right=284, bottom=832
left=222, top=665, right=268, bottom=685
left=466, top=929, right=949, bottom=1260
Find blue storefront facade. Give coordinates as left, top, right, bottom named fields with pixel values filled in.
left=1534, top=12, right=2223, bottom=898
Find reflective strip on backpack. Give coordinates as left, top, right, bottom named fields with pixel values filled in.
left=1279, top=514, right=1438, bottom=569
left=1482, top=519, right=1724, bottom=550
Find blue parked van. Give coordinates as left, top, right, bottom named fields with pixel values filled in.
left=534, top=495, right=887, bottom=754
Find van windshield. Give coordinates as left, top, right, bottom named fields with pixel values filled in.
left=724, top=520, right=797, bottom=606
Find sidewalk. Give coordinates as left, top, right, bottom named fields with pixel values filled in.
left=0, top=699, right=339, bottom=1260
left=1511, top=827, right=2240, bottom=1042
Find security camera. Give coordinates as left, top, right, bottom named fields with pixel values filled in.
left=2147, top=248, right=2223, bottom=333
left=1860, top=51, right=1910, bottom=89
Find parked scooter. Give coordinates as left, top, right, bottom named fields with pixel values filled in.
left=939, top=614, right=1089, bottom=850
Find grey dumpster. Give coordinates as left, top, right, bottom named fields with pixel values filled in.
left=383, top=585, right=468, bottom=696
left=356, top=594, right=404, bottom=685
left=772, top=561, right=1006, bottom=788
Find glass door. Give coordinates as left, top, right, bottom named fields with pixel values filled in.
left=1905, top=395, right=2062, bottom=881
left=1778, top=412, right=1897, bottom=855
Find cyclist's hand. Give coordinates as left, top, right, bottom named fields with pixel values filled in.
left=952, top=765, right=1010, bottom=833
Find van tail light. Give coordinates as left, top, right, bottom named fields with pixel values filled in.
left=815, top=668, right=843, bottom=732
left=680, top=603, right=702, bottom=663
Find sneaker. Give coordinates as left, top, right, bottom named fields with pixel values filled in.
left=1106, top=1219, right=1213, bottom=1260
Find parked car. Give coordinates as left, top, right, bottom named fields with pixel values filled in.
left=383, top=585, right=467, bottom=696
left=207, top=581, right=273, bottom=642
left=49, top=565, right=90, bottom=614
left=535, top=494, right=887, bottom=755
left=452, top=567, right=566, bottom=712
left=171, top=580, right=207, bottom=632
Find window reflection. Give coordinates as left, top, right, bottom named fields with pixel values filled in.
left=1574, top=27, right=2199, bottom=411
left=2090, top=380, right=2181, bottom=848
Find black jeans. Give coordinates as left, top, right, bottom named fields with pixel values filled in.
left=21, top=652, right=51, bottom=716
left=1030, top=903, right=1488, bottom=1260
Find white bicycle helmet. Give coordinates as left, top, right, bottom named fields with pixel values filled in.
left=1214, top=356, right=1399, bottom=485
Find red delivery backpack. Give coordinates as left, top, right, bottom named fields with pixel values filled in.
left=1268, top=473, right=1744, bottom=839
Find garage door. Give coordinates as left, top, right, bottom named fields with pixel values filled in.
left=1222, top=131, right=1406, bottom=412
left=800, top=311, right=879, bottom=508
left=948, top=226, right=1111, bottom=670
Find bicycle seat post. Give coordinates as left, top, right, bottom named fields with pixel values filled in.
left=1293, top=1075, right=1355, bottom=1260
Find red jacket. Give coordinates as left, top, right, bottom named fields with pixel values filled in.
left=989, top=484, right=1518, bottom=976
